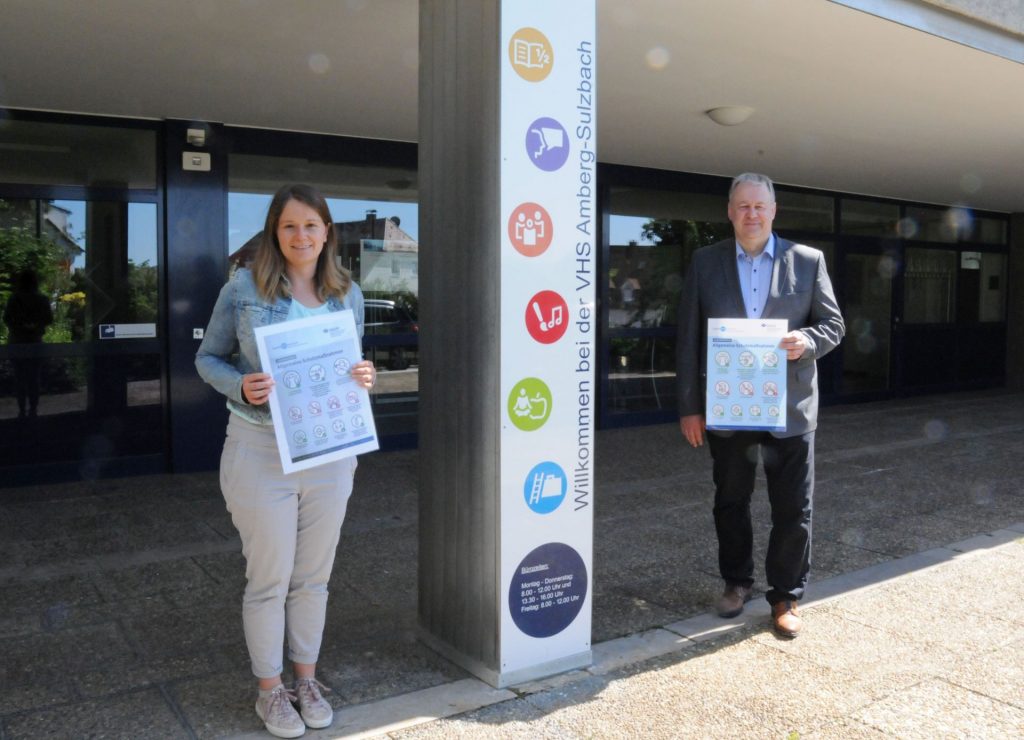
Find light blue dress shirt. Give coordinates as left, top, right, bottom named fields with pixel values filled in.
left=736, top=235, right=775, bottom=319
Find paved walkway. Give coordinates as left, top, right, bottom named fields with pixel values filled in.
left=1, top=389, right=1022, bottom=738
left=350, top=528, right=1024, bottom=739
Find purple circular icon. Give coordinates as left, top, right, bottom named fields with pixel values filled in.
left=525, top=117, right=569, bottom=171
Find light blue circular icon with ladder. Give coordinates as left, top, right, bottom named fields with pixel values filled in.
left=523, top=461, right=567, bottom=515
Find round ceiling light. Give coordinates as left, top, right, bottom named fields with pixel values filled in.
left=705, top=106, right=755, bottom=126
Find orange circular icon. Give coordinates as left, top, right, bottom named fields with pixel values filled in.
left=509, top=27, right=553, bottom=82
left=508, top=203, right=553, bottom=257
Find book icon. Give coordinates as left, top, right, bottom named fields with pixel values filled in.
left=512, top=38, right=550, bottom=70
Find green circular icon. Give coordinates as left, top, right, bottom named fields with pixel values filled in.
left=508, top=377, right=552, bottom=431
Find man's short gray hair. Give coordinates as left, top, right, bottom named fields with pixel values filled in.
left=729, top=172, right=775, bottom=202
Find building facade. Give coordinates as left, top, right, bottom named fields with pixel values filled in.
left=0, top=0, right=1020, bottom=483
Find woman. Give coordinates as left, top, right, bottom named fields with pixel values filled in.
left=196, top=184, right=375, bottom=738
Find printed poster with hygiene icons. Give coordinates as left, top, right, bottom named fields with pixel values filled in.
left=706, top=318, right=789, bottom=432
left=254, top=311, right=379, bottom=474
left=499, top=0, right=595, bottom=679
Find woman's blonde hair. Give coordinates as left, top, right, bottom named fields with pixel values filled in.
left=251, top=184, right=352, bottom=302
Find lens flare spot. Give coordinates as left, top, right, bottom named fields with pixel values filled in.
left=960, top=173, right=982, bottom=194
left=896, top=217, right=919, bottom=239
left=923, top=419, right=948, bottom=440
left=308, top=53, right=330, bottom=74
left=970, top=482, right=993, bottom=505
left=877, top=255, right=897, bottom=280
left=944, top=206, right=973, bottom=240
left=646, top=46, right=670, bottom=70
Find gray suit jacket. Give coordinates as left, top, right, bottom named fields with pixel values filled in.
left=676, top=236, right=845, bottom=437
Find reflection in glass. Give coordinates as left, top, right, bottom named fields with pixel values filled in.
left=976, top=217, right=1008, bottom=245
left=0, top=356, right=88, bottom=421
left=774, top=191, right=834, bottom=233
left=904, top=249, right=956, bottom=324
left=0, top=119, right=156, bottom=189
left=841, top=253, right=892, bottom=393
left=903, top=206, right=975, bottom=242
left=0, top=354, right=163, bottom=470
left=0, top=199, right=159, bottom=346
left=0, top=196, right=163, bottom=474
left=607, top=338, right=677, bottom=413
left=958, top=252, right=1006, bottom=323
left=840, top=199, right=898, bottom=236
left=607, top=189, right=732, bottom=331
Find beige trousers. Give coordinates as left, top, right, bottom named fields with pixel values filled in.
left=220, top=414, right=356, bottom=678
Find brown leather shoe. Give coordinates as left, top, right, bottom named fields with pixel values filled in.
left=772, top=600, right=801, bottom=638
left=716, top=583, right=753, bottom=618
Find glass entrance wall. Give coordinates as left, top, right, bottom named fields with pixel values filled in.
left=604, top=182, right=732, bottom=421
left=0, top=113, right=163, bottom=482
left=600, top=167, right=1011, bottom=426
left=840, top=251, right=894, bottom=393
left=0, top=196, right=163, bottom=477
left=227, top=145, right=419, bottom=443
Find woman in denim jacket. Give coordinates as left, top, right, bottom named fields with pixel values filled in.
left=196, top=184, right=375, bottom=739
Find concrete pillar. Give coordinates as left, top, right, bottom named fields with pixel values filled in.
left=417, top=0, right=504, bottom=682
left=1006, top=214, right=1024, bottom=389
left=418, top=0, right=596, bottom=687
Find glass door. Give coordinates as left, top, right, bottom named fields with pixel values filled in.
left=0, top=197, right=164, bottom=478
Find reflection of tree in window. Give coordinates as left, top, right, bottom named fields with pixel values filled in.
left=0, top=199, right=67, bottom=345
left=609, top=219, right=731, bottom=327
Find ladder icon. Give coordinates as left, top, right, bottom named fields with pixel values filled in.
left=529, top=473, right=545, bottom=505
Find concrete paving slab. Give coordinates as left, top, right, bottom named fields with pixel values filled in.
left=0, top=622, right=132, bottom=681
left=526, top=642, right=825, bottom=739
left=507, top=669, right=590, bottom=697
left=386, top=695, right=548, bottom=739
left=92, top=558, right=216, bottom=600
left=945, top=636, right=1024, bottom=711
left=663, top=598, right=771, bottom=643
left=598, top=567, right=725, bottom=625
left=3, top=688, right=187, bottom=740
left=0, top=610, right=43, bottom=639
left=801, top=716, right=891, bottom=738
left=804, top=547, right=954, bottom=605
left=0, top=671, right=77, bottom=715
left=318, top=634, right=468, bottom=707
left=40, top=593, right=168, bottom=632
left=751, top=603, right=959, bottom=697
left=73, top=651, right=230, bottom=700
left=122, top=603, right=247, bottom=660
left=826, top=574, right=1021, bottom=654
left=809, top=537, right=897, bottom=579
left=295, top=677, right=515, bottom=740
left=590, top=588, right=683, bottom=643
left=169, top=668, right=262, bottom=739
left=850, top=677, right=1024, bottom=739
left=587, top=627, right=695, bottom=675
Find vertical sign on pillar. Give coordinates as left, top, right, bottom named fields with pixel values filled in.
left=500, top=0, right=596, bottom=682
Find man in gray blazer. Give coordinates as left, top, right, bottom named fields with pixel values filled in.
left=676, top=172, right=844, bottom=638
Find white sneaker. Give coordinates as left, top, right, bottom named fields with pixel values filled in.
left=293, top=677, right=334, bottom=729
left=255, top=684, right=305, bottom=738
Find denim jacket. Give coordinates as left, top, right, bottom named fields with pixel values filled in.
left=195, top=268, right=365, bottom=425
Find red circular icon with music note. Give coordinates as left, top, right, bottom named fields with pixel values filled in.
left=508, top=203, right=553, bottom=257
left=525, top=290, right=569, bottom=344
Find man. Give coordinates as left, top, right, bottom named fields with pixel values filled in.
left=676, top=172, right=844, bottom=638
